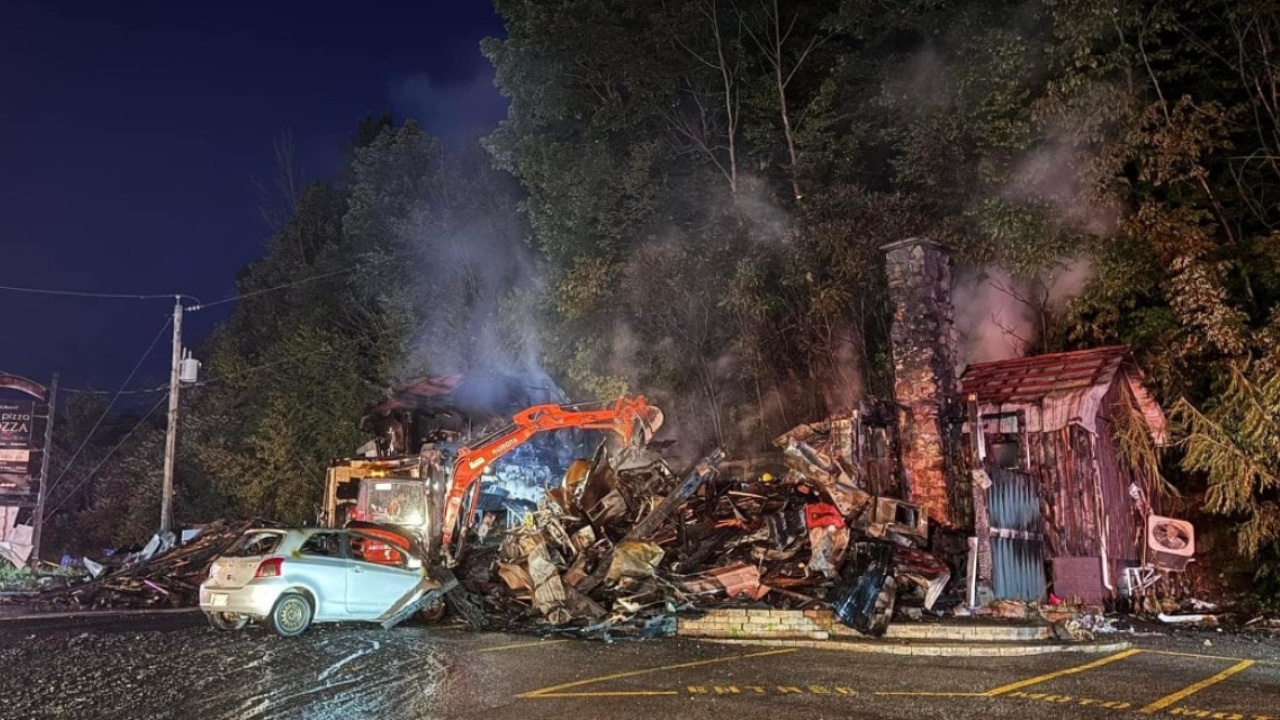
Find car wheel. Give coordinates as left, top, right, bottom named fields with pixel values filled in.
left=268, top=592, right=313, bottom=637
left=419, top=599, right=446, bottom=624
left=207, top=612, right=249, bottom=631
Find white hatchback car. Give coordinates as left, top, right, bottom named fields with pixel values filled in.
left=199, top=526, right=440, bottom=636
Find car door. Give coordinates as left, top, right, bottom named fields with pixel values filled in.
left=294, top=531, right=351, bottom=620
left=344, top=532, right=424, bottom=619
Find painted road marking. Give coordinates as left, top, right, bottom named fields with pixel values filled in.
left=996, top=689, right=1278, bottom=719
left=517, top=648, right=798, bottom=698
left=474, top=639, right=570, bottom=653
left=1148, top=650, right=1280, bottom=668
left=688, top=684, right=858, bottom=695
left=1138, top=660, right=1256, bottom=714
left=1004, top=690, right=1134, bottom=710
left=984, top=649, right=1143, bottom=696
left=880, top=686, right=988, bottom=691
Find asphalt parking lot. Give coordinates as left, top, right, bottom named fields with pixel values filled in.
left=1, top=610, right=1277, bottom=720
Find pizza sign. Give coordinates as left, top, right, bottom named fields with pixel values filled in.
left=0, top=401, right=33, bottom=449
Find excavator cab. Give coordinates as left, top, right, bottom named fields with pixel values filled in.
left=362, top=479, right=427, bottom=527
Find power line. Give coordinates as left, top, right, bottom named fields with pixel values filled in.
left=44, top=316, right=173, bottom=498
left=0, top=263, right=356, bottom=311
left=187, top=267, right=359, bottom=311
left=43, top=393, right=169, bottom=519
left=0, top=283, right=199, bottom=303
left=44, top=333, right=373, bottom=518
left=62, top=384, right=170, bottom=396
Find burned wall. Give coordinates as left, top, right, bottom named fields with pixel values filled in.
left=882, top=238, right=960, bottom=527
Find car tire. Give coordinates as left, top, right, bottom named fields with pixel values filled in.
left=418, top=599, right=447, bottom=624
left=268, top=592, right=313, bottom=637
left=207, top=612, right=249, bottom=631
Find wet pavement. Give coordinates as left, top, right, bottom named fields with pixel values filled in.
left=1, top=610, right=1278, bottom=720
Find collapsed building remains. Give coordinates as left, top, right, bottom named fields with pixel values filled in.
left=452, top=416, right=950, bottom=638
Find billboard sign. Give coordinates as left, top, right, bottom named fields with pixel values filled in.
left=0, top=401, right=34, bottom=474
left=0, top=400, right=34, bottom=449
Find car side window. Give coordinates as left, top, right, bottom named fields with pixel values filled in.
left=298, top=532, right=345, bottom=558
left=349, top=534, right=406, bottom=568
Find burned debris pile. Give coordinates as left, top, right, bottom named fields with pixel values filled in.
left=453, top=417, right=954, bottom=638
left=7, top=520, right=267, bottom=610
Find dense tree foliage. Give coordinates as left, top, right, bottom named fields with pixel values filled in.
left=483, top=0, right=1280, bottom=565
left=39, top=0, right=1280, bottom=574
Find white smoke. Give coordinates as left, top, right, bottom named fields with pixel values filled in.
left=392, top=69, right=508, bottom=149
left=734, top=173, right=792, bottom=244
left=951, top=258, right=1093, bottom=366
left=1005, top=141, right=1119, bottom=236
left=884, top=45, right=953, bottom=110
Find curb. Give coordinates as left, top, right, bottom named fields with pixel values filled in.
left=698, top=637, right=1134, bottom=657
left=0, top=607, right=201, bottom=623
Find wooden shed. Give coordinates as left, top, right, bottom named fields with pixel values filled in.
left=960, top=346, right=1167, bottom=603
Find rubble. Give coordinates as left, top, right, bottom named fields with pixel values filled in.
left=3, top=519, right=272, bottom=610
left=451, top=414, right=959, bottom=639
left=4, top=411, right=964, bottom=635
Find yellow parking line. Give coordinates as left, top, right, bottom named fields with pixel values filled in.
left=528, top=691, right=681, bottom=698
left=875, top=686, right=983, bottom=691
left=475, top=639, right=570, bottom=653
left=984, top=649, right=1143, bottom=697
left=1138, top=659, right=1254, bottom=714
left=517, top=648, right=798, bottom=698
left=1147, top=650, right=1280, bottom=667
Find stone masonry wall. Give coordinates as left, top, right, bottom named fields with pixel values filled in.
left=882, top=238, right=959, bottom=527
left=676, top=608, right=851, bottom=640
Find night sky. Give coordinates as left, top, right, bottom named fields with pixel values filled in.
left=0, top=1, right=507, bottom=396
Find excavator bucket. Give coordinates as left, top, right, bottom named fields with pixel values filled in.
left=636, top=405, right=664, bottom=444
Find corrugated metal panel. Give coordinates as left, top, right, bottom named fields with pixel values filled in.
left=987, top=466, right=1046, bottom=602
left=992, top=537, right=1046, bottom=602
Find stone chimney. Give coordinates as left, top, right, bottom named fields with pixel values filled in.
left=882, top=237, right=959, bottom=527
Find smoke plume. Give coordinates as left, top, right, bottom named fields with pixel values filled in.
left=951, top=258, right=1093, bottom=366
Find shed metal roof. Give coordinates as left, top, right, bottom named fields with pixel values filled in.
left=960, top=346, right=1166, bottom=441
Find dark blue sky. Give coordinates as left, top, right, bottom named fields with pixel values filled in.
left=0, top=1, right=507, bottom=396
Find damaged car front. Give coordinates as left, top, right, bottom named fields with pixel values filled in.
left=199, top=526, right=444, bottom=636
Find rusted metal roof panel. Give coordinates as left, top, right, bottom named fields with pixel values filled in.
left=960, top=346, right=1128, bottom=404
left=960, top=346, right=1166, bottom=441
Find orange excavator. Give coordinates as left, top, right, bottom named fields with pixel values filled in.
left=321, top=396, right=664, bottom=564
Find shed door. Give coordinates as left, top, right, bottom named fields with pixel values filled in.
left=986, top=466, right=1046, bottom=602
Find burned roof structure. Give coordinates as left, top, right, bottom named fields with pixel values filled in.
left=361, top=372, right=569, bottom=456
left=960, top=346, right=1168, bottom=604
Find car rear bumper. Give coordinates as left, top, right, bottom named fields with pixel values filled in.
left=199, top=579, right=284, bottom=618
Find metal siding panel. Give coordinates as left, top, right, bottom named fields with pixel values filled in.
left=986, top=466, right=1046, bottom=602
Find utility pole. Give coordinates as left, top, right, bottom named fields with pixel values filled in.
left=29, top=373, right=57, bottom=570
left=160, top=298, right=183, bottom=532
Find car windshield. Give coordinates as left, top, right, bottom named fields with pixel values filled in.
left=226, top=530, right=284, bottom=557
left=364, top=480, right=425, bottom=525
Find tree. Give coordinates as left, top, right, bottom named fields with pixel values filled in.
left=1174, top=363, right=1280, bottom=566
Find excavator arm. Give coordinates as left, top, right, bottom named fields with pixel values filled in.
left=439, top=396, right=663, bottom=549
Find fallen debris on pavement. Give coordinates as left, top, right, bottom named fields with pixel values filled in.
left=3, top=520, right=274, bottom=610
left=451, top=412, right=958, bottom=639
